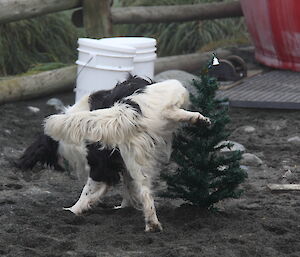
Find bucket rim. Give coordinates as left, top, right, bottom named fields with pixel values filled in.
left=78, top=38, right=136, bottom=54
left=135, top=47, right=157, bottom=54
left=134, top=54, right=157, bottom=62
left=100, top=37, right=156, bottom=48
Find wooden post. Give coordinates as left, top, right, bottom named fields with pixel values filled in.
left=82, top=0, right=112, bottom=38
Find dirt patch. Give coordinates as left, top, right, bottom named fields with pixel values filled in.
left=0, top=92, right=299, bottom=257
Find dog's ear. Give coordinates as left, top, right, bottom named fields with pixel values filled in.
left=17, top=134, right=63, bottom=170
left=89, top=90, right=111, bottom=111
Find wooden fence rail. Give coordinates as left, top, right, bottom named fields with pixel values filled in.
left=74, top=1, right=243, bottom=27
left=0, top=0, right=81, bottom=24
left=0, top=0, right=242, bottom=26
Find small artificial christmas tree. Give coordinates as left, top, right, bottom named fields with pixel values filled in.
left=162, top=56, right=247, bottom=208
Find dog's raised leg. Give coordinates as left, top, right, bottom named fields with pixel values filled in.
left=163, top=107, right=211, bottom=125
left=64, top=177, right=108, bottom=215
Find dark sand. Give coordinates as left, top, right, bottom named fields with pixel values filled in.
left=0, top=91, right=299, bottom=257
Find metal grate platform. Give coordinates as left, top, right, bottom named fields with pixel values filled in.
left=217, top=70, right=300, bottom=109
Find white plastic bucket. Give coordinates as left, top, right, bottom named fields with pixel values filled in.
left=100, top=37, right=157, bottom=79
left=75, top=38, right=136, bottom=102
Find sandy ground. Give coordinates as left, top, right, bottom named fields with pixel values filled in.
left=0, top=91, right=299, bottom=257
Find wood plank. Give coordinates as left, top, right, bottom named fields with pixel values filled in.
left=217, top=70, right=300, bottom=110
left=267, top=184, right=300, bottom=192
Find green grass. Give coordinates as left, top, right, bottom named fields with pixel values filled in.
left=0, top=12, right=80, bottom=76
left=113, top=0, right=249, bottom=56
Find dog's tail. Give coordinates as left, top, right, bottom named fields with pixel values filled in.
left=44, top=102, right=141, bottom=147
left=18, top=134, right=63, bottom=170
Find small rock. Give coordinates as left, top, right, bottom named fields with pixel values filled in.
left=4, top=129, right=11, bottom=135
left=217, top=140, right=246, bottom=152
left=27, top=106, right=40, bottom=113
left=282, top=169, right=296, bottom=183
left=282, top=169, right=292, bottom=178
left=46, top=98, right=65, bottom=112
left=243, top=126, right=255, bottom=133
left=154, top=70, right=199, bottom=96
left=241, top=153, right=263, bottom=167
left=287, top=136, right=300, bottom=146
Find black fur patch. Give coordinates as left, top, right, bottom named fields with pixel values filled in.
left=120, top=99, right=142, bottom=114
left=18, top=134, right=63, bottom=170
left=87, top=90, right=112, bottom=111
left=86, top=144, right=124, bottom=185
left=89, top=74, right=153, bottom=111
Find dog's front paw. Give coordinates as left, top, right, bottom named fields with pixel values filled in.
left=190, top=113, right=211, bottom=126
left=199, top=116, right=211, bottom=127
left=145, top=221, right=163, bottom=233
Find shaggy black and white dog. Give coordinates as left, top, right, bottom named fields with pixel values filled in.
left=19, top=75, right=210, bottom=232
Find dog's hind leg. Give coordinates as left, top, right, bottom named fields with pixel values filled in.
left=119, top=146, right=162, bottom=232
left=64, top=177, right=109, bottom=215
left=124, top=178, right=162, bottom=232
left=120, top=165, right=162, bottom=232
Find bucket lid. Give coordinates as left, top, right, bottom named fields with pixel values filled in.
left=100, top=37, right=156, bottom=49
left=78, top=38, right=136, bottom=54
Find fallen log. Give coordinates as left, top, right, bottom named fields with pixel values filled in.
left=0, top=50, right=232, bottom=104
left=267, top=184, right=300, bottom=192
left=0, top=66, right=76, bottom=104
left=155, top=49, right=232, bottom=74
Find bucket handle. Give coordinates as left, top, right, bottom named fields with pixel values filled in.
left=77, top=53, right=95, bottom=79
